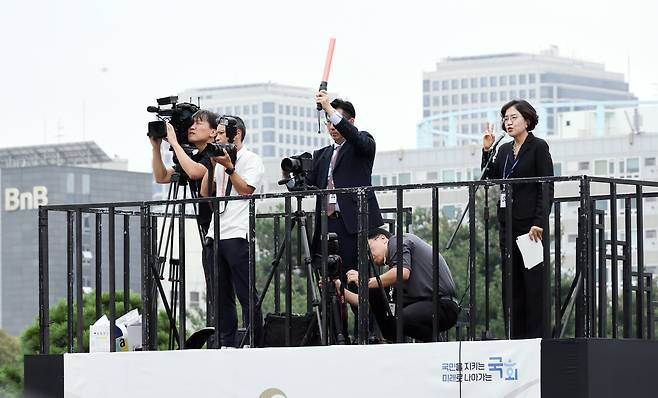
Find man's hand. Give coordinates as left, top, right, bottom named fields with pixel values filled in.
left=346, top=270, right=359, bottom=286
left=528, top=226, right=543, bottom=242
left=315, top=90, right=333, bottom=115
left=165, top=122, right=178, bottom=146
left=211, top=152, right=234, bottom=170
left=149, top=135, right=162, bottom=149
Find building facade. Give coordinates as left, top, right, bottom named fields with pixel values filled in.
left=177, top=83, right=335, bottom=160
left=421, top=46, right=636, bottom=145
left=0, top=142, right=153, bottom=335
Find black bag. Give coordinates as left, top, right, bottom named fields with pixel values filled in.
left=263, top=312, right=320, bottom=347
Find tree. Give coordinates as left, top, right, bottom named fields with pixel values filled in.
left=0, top=329, right=22, bottom=397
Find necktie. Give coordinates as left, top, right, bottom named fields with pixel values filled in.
left=327, top=145, right=341, bottom=215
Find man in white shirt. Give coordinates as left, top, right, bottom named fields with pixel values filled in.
left=201, top=116, right=265, bottom=348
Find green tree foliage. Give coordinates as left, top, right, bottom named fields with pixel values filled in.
left=0, top=330, right=22, bottom=397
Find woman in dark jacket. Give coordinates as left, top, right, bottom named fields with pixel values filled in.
left=481, top=99, right=554, bottom=339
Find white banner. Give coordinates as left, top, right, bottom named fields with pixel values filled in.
left=64, top=339, right=541, bottom=398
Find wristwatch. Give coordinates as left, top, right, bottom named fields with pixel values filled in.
left=225, top=167, right=235, bottom=176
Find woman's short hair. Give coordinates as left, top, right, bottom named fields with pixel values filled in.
left=500, top=99, right=538, bottom=132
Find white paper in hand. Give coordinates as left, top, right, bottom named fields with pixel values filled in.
left=516, top=234, right=544, bottom=269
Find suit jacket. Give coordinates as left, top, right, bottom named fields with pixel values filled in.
left=306, top=118, right=384, bottom=235
left=482, top=132, right=554, bottom=227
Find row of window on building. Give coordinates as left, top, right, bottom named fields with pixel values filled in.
left=423, top=74, right=538, bottom=92
left=210, top=103, right=319, bottom=119
left=371, top=156, right=656, bottom=187
left=424, top=89, right=538, bottom=108
left=241, top=117, right=323, bottom=134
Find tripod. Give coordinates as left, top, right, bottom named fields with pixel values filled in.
left=238, top=209, right=347, bottom=347
left=152, top=164, right=208, bottom=350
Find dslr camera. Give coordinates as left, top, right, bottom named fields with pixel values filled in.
left=206, top=115, right=239, bottom=163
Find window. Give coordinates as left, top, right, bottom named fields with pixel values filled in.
left=442, top=95, right=449, bottom=105
left=427, top=171, right=438, bottom=181
left=594, top=160, right=607, bottom=175
left=481, top=93, right=487, bottom=103
left=627, top=157, right=640, bottom=174
left=278, top=134, right=284, bottom=143
left=471, top=93, right=478, bottom=103
left=82, top=174, right=90, bottom=195
left=490, top=76, right=497, bottom=87
left=293, top=106, right=298, bottom=116
left=399, top=172, right=411, bottom=184
left=540, top=86, right=554, bottom=99
left=262, top=116, right=275, bottom=128
left=451, top=79, right=458, bottom=89
left=461, top=78, right=468, bottom=89
left=190, top=292, right=200, bottom=308
left=578, top=161, right=590, bottom=171
left=278, top=119, right=283, bottom=129
left=470, top=77, right=477, bottom=88
left=432, top=96, right=440, bottom=106
left=262, top=102, right=275, bottom=113
left=432, top=80, right=440, bottom=91
left=442, top=169, right=455, bottom=182
left=441, top=205, right=457, bottom=219
left=285, top=120, right=291, bottom=129
left=500, top=76, right=507, bottom=86
left=262, top=131, right=275, bottom=142
left=371, top=175, right=381, bottom=186
left=243, top=105, right=250, bottom=115
left=461, top=94, right=469, bottom=104
left=423, top=79, right=430, bottom=92
left=452, top=94, right=458, bottom=104
left=553, top=162, right=562, bottom=176
left=278, top=105, right=284, bottom=114
left=286, top=134, right=291, bottom=144
left=293, top=135, right=298, bottom=145
left=442, top=80, right=449, bottom=90
left=262, top=145, right=276, bottom=157
left=519, top=74, right=527, bottom=84
left=480, top=77, right=488, bottom=87
left=645, top=157, right=656, bottom=166
left=252, top=119, right=259, bottom=128
left=529, top=74, right=536, bottom=84
left=292, top=121, right=298, bottom=130
left=490, top=92, right=498, bottom=102
left=609, top=161, right=615, bottom=174
left=509, top=75, right=517, bottom=85
left=67, top=173, right=75, bottom=193
left=423, top=95, right=430, bottom=107
left=647, top=230, right=657, bottom=239
left=252, top=104, right=259, bottom=114
left=286, top=105, right=291, bottom=115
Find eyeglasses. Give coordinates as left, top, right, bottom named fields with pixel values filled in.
left=502, top=114, right=520, bottom=124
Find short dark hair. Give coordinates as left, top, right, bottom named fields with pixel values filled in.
left=368, top=227, right=391, bottom=240
left=192, top=109, right=219, bottom=130
left=232, top=115, right=247, bottom=141
left=500, top=99, right=538, bottom=132
left=330, top=98, right=356, bottom=119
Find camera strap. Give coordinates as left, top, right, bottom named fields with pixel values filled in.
left=218, top=157, right=238, bottom=214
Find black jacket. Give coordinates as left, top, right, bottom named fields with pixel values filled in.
left=306, top=118, right=384, bottom=235
left=481, top=132, right=554, bottom=227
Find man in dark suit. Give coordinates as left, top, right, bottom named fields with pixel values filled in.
left=307, top=91, right=384, bottom=280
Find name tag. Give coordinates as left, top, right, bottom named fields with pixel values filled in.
left=329, top=194, right=337, bottom=204
left=500, top=192, right=507, bottom=208
left=388, top=302, right=396, bottom=316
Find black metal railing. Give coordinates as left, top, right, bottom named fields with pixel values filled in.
left=37, top=175, right=658, bottom=353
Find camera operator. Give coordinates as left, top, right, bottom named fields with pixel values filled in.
left=340, top=228, right=459, bottom=342
left=200, top=116, right=265, bottom=348
left=308, top=91, right=384, bottom=279
left=150, top=109, right=218, bottom=232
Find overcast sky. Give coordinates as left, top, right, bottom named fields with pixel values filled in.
left=1, top=0, right=656, bottom=171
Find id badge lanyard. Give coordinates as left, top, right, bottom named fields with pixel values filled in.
left=500, top=153, right=520, bottom=208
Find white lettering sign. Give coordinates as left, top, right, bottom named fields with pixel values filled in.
left=4, top=186, right=48, bottom=211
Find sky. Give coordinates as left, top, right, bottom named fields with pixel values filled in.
left=1, top=0, right=656, bottom=172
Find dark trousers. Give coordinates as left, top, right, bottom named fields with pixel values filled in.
left=499, top=218, right=544, bottom=339
left=369, top=288, right=459, bottom=342
left=204, top=238, right=263, bottom=347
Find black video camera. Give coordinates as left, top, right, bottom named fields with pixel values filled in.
left=279, top=152, right=315, bottom=192
left=147, top=96, right=199, bottom=146
left=206, top=142, right=238, bottom=164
